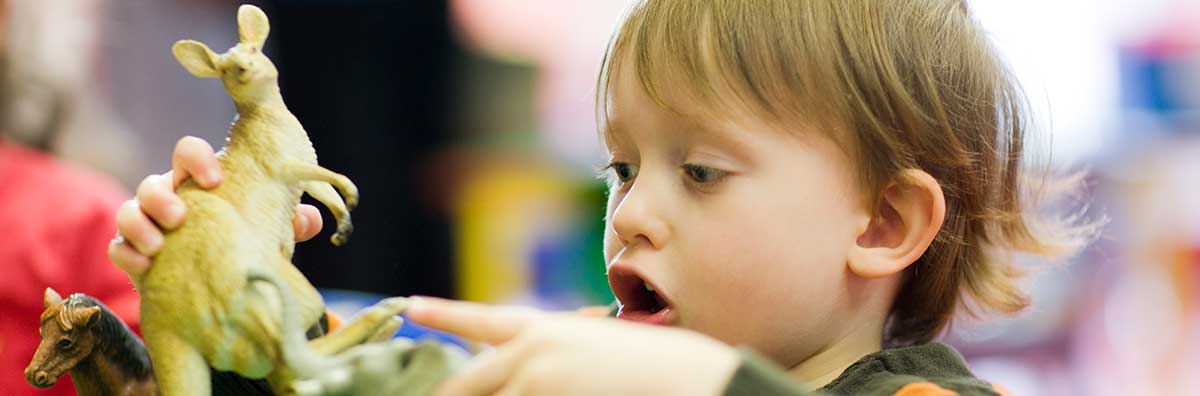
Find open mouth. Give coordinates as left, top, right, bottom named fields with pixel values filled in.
left=608, top=265, right=676, bottom=326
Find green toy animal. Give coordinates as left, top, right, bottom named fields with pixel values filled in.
left=292, top=339, right=467, bottom=396
left=136, top=4, right=375, bottom=396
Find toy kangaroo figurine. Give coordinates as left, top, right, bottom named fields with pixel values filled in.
left=138, top=5, right=367, bottom=396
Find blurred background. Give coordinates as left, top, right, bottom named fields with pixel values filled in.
left=0, top=0, right=1197, bottom=395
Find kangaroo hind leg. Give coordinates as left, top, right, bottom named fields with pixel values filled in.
left=301, top=181, right=353, bottom=246
left=144, top=325, right=211, bottom=396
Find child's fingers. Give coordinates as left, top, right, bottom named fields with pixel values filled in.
left=136, top=174, right=187, bottom=230
left=115, top=200, right=164, bottom=256
left=406, top=297, right=542, bottom=345
left=171, top=136, right=222, bottom=189
left=293, top=204, right=322, bottom=242
left=434, top=343, right=527, bottom=396
left=108, top=236, right=150, bottom=276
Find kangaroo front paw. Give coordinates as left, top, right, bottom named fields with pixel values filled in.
left=341, top=182, right=359, bottom=211
left=366, top=316, right=403, bottom=343
left=330, top=215, right=353, bottom=246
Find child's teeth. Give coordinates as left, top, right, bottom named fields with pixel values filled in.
left=644, top=283, right=655, bottom=292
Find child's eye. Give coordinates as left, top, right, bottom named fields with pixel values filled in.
left=683, top=164, right=728, bottom=185
left=612, top=162, right=638, bottom=182
left=598, top=162, right=639, bottom=186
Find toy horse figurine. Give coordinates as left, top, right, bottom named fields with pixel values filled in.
left=26, top=288, right=158, bottom=396
left=136, top=4, right=414, bottom=396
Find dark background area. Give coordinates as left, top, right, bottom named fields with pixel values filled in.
left=262, top=0, right=457, bottom=297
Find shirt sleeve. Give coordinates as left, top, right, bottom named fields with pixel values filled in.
left=721, top=347, right=1005, bottom=396
left=722, top=348, right=820, bottom=396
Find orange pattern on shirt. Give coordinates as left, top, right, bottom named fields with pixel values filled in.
left=893, top=382, right=959, bottom=396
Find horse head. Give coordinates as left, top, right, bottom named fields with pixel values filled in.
left=24, top=287, right=102, bottom=388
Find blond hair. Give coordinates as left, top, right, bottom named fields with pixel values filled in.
left=597, top=0, right=1100, bottom=346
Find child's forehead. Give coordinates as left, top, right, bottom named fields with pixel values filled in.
left=599, top=46, right=842, bottom=156
left=602, top=94, right=794, bottom=162
left=605, top=67, right=756, bottom=135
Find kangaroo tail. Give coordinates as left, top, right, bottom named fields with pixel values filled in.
left=245, top=271, right=334, bottom=379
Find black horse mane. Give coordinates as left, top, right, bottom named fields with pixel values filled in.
left=63, top=294, right=153, bottom=379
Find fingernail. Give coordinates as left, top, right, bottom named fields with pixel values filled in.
left=140, top=233, right=163, bottom=255
left=166, top=202, right=186, bottom=225
left=295, top=212, right=308, bottom=230
left=407, top=297, right=441, bottom=317
left=204, top=169, right=221, bottom=186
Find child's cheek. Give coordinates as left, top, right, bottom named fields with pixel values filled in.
left=675, top=225, right=789, bottom=334
left=675, top=193, right=857, bottom=347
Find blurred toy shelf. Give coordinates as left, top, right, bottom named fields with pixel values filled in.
left=452, top=153, right=612, bottom=309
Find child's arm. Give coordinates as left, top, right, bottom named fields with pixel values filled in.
left=408, top=298, right=1007, bottom=396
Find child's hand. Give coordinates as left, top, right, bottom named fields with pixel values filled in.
left=407, top=297, right=740, bottom=396
left=108, top=136, right=324, bottom=276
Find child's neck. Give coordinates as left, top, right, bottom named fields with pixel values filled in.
left=786, top=320, right=883, bottom=388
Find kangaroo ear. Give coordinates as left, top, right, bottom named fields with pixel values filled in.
left=173, top=40, right=220, bottom=78
left=237, top=4, right=270, bottom=47
left=44, top=288, right=63, bottom=308
left=79, top=306, right=102, bottom=328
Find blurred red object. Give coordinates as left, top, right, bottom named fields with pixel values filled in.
left=0, top=138, right=140, bottom=396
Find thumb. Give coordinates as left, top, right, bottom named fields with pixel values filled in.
left=293, top=204, right=323, bottom=242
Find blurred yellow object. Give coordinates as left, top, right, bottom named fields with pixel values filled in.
left=456, top=156, right=579, bottom=303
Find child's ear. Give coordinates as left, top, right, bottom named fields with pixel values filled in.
left=237, top=4, right=270, bottom=47
left=172, top=40, right=220, bottom=78
left=847, top=169, right=946, bottom=278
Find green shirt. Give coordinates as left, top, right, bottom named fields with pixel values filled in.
left=724, top=342, right=1007, bottom=396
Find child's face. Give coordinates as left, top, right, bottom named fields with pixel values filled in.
left=602, top=72, right=874, bottom=363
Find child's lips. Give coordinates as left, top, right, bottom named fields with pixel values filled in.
left=608, top=263, right=678, bottom=326
left=616, top=304, right=676, bottom=326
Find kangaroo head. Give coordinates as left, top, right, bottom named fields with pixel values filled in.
left=172, top=4, right=278, bottom=105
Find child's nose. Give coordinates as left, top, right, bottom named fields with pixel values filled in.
left=610, top=182, right=670, bottom=249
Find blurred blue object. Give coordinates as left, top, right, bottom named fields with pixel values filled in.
left=1119, top=47, right=1173, bottom=112
left=319, top=288, right=470, bottom=351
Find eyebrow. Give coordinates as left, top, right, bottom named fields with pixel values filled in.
left=601, top=119, right=633, bottom=150
left=685, top=121, right=759, bottom=163
left=602, top=114, right=761, bottom=165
